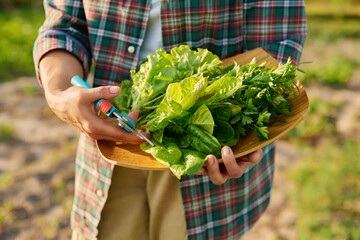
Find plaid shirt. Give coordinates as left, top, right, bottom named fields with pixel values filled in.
left=34, top=1, right=307, bottom=239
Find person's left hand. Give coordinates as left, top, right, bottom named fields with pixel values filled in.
left=196, top=146, right=263, bottom=185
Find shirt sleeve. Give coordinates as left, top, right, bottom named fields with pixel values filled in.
left=33, top=0, right=91, bottom=83
left=244, top=0, right=307, bottom=65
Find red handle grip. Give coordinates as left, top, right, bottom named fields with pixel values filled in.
left=98, top=100, right=112, bottom=114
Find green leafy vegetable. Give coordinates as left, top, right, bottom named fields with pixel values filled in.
left=147, top=76, right=208, bottom=132
left=114, top=45, right=299, bottom=178
left=187, top=124, right=221, bottom=157
left=202, top=77, right=243, bottom=104
left=131, top=49, right=177, bottom=111
left=191, top=104, right=214, bottom=134
left=213, top=120, right=235, bottom=142
left=112, top=80, right=133, bottom=113
left=170, top=45, right=223, bottom=78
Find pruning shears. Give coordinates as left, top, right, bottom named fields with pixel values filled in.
left=71, top=76, right=154, bottom=146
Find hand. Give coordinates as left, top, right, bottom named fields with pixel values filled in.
left=46, top=85, right=149, bottom=144
left=39, top=50, right=149, bottom=144
left=196, top=146, right=263, bottom=185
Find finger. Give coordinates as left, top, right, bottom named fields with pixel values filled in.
left=221, top=146, right=243, bottom=178
left=86, top=129, right=145, bottom=143
left=206, top=155, right=227, bottom=185
left=195, top=167, right=208, bottom=176
left=236, top=155, right=250, bottom=162
left=88, top=121, right=145, bottom=144
left=233, top=161, right=252, bottom=179
left=82, top=85, right=121, bottom=103
left=83, top=110, right=146, bottom=144
left=247, top=149, right=263, bottom=164
left=96, top=120, right=145, bottom=143
left=127, top=110, right=139, bottom=124
left=75, top=88, right=147, bottom=144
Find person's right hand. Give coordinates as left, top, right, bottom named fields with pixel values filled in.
left=45, top=85, right=148, bottom=144
left=39, top=50, right=148, bottom=144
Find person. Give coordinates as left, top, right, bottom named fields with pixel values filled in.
left=33, top=0, right=307, bottom=239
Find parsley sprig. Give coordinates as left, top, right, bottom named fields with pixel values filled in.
left=218, top=58, right=299, bottom=141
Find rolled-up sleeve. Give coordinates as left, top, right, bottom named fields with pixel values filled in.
left=33, top=0, right=91, bottom=82
left=244, top=0, right=307, bottom=64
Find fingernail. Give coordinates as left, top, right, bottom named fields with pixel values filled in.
left=207, top=155, right=215, bottom=165
left=223, top=146, right=231, bottom=155
left=109, top=86, right=120, bottom=94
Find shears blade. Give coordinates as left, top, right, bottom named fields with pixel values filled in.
left=113, top=112, right=155, bottom=147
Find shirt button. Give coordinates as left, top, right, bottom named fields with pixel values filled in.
left=128, top=46, right=135, bottom=53
left=96, top=189, right=104, bottom=198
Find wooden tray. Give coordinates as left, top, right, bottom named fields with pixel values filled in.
left=96, top=48, right=309, bottom=170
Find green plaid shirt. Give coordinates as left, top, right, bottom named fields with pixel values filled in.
left=34, top=1, right=307, bottom=239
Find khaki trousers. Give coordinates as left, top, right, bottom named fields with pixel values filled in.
left=72, top=167, right=188, bottom=240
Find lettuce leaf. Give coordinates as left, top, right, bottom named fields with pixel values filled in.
left=140, top=140, right=207, bottom=179
left=131, top=49, right=178, bottom=111
left=130, top=45, right=223, bottom=113
left=191, top=104, right=214, bottom=135
left=202, top=76, right=243, bottom=104
left=170, top=45, right=223, bottom=78
left=161, top=149, right=207, bottom=179
left=147, top=76, right=208, bottom=132
left=140, top=139, right=182, bottom=166
left=112, top=79, right=133, bottom=114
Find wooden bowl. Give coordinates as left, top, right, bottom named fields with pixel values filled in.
left=96, top=48, right=309, bottom=170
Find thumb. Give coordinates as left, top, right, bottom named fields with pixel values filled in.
left=87, top=86, right=121, bottom=102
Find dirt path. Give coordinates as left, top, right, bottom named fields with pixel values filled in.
left=0, top=77, right=78, bottom=239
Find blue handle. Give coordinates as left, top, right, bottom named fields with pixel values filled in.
left=119, top=112, right=136, bottom=130
left=71, top=75, right=104, bottom=108
left=71, top=75, right=92, bottom=89
left=71, top=76, right=135, bottom=132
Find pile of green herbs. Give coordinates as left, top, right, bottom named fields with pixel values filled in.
left=113, top=45, right=299, bottom=178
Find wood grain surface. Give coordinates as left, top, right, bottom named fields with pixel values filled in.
left=96, top=48, right=309, bottom=170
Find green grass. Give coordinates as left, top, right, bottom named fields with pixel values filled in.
left=306, top=1, right=360, bottom=18
left=299, top=56, right=356, bottom=87
left=22, top=84, right=37, bottom=97
left=36, top=216, right=60, bottom=239
left=0, top=124, right=14, bottom=140
left=307, top=17, right=360, bottom=41
left=306, top=1, right=360, bottom=41
left=0, top=200, right=14, bottom=226
left=0, top=172, right=14, bottom=191
left=0, top=7, right=44, bottom=81
left=285, top=98, right=342, bottom=142
left=290, top=141, right=360, bottom=240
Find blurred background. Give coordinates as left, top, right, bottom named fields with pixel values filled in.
left=0, top=0, right=359, bottom=239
